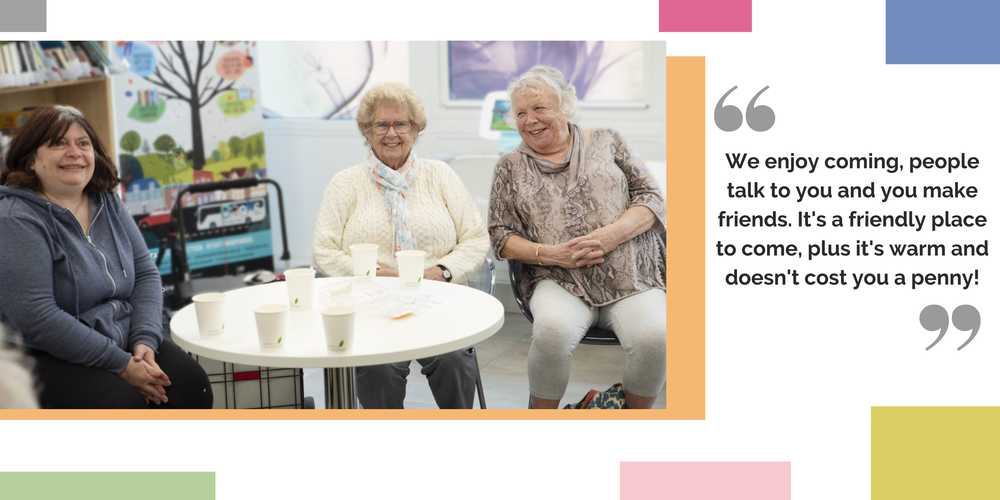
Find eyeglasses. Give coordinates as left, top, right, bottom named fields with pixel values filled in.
left=371, top=121, right=412, bottom=135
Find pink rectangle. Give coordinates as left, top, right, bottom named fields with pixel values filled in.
left=660, top=0, right=752, bottom=32
left=621, top=462, right=790, bottom=500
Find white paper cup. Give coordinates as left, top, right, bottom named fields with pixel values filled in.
left=350, top=244, right=378, bottom=280
left=321, top=306, right=356, bottom=351
left=396, top=250, right=426, bottom=287
left=253, top=303, right=288, bottom=348
left=284, top=268, right=315, bottom=311
left=192, top=292, right=226, bottom=338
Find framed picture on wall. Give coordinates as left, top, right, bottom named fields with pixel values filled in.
left=441, top=41, right=647, bottom=108
left=257, top=41, right=410, bottom=120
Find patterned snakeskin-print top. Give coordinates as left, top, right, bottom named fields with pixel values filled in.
left=488, top=129, right=665, bottom=308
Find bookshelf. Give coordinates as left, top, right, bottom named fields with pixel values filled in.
left=0, top=42, right=116, bottom=158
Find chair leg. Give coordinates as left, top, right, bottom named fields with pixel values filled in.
left=471, top=347, right=486, bottom=409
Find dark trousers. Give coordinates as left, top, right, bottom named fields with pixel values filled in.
left=29, top=341, right=213, bottom=409
left=356, top=347, right=478, bottom=409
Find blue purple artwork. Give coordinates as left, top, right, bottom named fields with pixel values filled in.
left=447, top=41, right=644, bottom=101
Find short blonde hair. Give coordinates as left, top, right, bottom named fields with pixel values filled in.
left=507, top=66, right=579, bottom=126
left=355, top=83, right=428, bottom=147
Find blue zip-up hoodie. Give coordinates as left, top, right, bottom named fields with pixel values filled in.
left=0, top=186, right=163, bottom=373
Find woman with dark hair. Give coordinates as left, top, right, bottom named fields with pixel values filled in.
left=0, top=106, right=212, bottom=409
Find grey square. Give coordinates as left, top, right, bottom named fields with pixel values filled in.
left=0, top=0, right=46, bottom=32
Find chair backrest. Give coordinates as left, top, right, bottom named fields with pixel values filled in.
left=448, top=155, right=500, bottom=223
left=659, top=230, right=666, bottom=282
left=507, top=260, right=534, bottom=323
left=467, top=258, right=497, bottom=296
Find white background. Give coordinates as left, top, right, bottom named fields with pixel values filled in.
left=3, top=0, right=995, bottom=498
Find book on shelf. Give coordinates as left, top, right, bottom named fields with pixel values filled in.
left=0, top=109, right=34, bottom=166
left=0, top=41, right=109, bottom=90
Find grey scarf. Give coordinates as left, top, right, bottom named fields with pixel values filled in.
left=516, top=123, right=585, bottom=190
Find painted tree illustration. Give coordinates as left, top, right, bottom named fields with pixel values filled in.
left=245, top=140, right=255, bottom=159
left=141, top=41, right=237, bottom=170
left=141, top=139, right=151, bottom=155
left=118, top=131, right=143, bottom=189
left=154, top=134, right=180, bottom=184
left=120, top=131, right=141, bottom=156
left=228, top=136, right=244, bottom=158
left=154, top=134, right=175, bottom=157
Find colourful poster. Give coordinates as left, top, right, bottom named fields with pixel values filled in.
left=110, top=41, right=272, bottom=294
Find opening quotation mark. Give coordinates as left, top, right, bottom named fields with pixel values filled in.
left=919, top=304, right=981, bottom=351
left=715, top=85, right=775, bottom=132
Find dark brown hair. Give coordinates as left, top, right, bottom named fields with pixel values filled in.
left=1, top=105, right=120, bottom=193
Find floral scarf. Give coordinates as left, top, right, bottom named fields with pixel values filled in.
left=366, top=148, right=419, bottom=257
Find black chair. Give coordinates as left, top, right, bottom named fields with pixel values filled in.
left=508, top=260, right=619, bottom=345
left=508, top=231, right=667, bottom=346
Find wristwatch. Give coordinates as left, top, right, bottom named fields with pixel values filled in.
left=436, top=264, right=452, bottom=282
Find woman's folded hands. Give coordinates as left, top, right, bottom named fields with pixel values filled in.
left=544, top=226, right=619, bottom=269
left=119, top=344, right=171, bottom=405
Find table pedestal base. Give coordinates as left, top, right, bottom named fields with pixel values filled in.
left=324, top=367, right=358, bottom=409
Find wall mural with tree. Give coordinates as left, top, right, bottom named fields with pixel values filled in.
left=112, top=41, right=273, bottom=284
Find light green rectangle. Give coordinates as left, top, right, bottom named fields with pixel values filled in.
left=0, top=472, right=214, bottom=500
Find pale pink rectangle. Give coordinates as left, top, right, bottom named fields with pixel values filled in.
left=659, top=0, right=752, bottom=32
left=621, top=462, right=790, bottom=500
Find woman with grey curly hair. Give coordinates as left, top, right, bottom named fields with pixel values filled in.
left=313, top=82, right=489, bottom=409
left=489, top=66, right=666, bottom=409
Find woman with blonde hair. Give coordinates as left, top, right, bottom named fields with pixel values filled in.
left=313, top=83, right=489, bottom=409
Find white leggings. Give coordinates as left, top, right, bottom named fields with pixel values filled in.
left=527, top=280, right=667, bottom=400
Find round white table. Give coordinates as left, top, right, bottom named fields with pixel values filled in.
left=170, top=277, right=505, bottom=409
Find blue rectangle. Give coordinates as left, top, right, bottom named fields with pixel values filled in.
left=887, top=0, right=1000, bottom=64
left=152, top=230, right=274, bottom=274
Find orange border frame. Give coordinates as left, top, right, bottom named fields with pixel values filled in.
left=1, top=56, right=705, bottom=421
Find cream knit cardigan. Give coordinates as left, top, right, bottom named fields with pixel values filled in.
left=312, top=159, right=489, bottom=285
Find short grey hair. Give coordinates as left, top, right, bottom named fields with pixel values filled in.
left=507, top=66, right=579, bottom=125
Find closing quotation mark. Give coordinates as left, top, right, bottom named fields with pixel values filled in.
left=715, top=85, right=775, bottom=132
left=919, top=304, right=981, bottom=351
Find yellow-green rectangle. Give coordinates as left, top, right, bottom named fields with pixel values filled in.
left=0, top=472, right=214, bottom=500
left=872, top=407, right=1000, bottom=499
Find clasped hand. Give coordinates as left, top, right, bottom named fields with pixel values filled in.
left=547, top=227, right=619, bottom=269
left=118, top=344, right=171, bottom=405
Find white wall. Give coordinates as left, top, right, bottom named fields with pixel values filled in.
left=263, top=41, right=666, bottom=293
